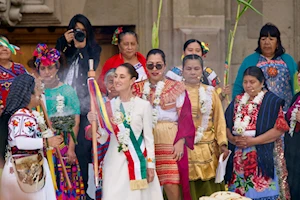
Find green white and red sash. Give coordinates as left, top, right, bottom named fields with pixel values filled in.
left=106, top=100, right=148, bottom=190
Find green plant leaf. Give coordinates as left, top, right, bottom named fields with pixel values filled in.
left=237, top=0, right=262, bottom=16
left=238, top=0, right=253, bottom=19
left=152, top=22, right=159, bottom=48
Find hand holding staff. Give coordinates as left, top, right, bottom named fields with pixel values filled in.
left=39, top=99, right=72, bottom=190
left=88, top=59, right=100, bottom=187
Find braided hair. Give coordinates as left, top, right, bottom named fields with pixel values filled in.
left=0, top=74, right=36, bottom=160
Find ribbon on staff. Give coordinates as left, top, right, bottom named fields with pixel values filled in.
left=87, top=78, right=113, bottom=135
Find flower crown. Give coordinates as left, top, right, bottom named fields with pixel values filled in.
left=0, top=37, right=20, bottom=55
left=111, top=27, right=123, bottom=45
left=33, top=43, right=60, bottom=68
left=200, top=42, right=209, bottom=56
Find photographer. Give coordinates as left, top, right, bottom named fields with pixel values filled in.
left=55, top=14, right=101, bottom=199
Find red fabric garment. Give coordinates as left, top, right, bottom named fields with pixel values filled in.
left=275, top=107, right=289, bottom=132
left=98, top=52, right=147, bottom=93
left=0, top=62, right=26, bottom=107
left=173, top=91, right=195, bottom=200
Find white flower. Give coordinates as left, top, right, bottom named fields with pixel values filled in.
left=289, top=106, right=299, bottom=136
left=233, top=91, right=264, bottom=135
left=194, top=126, right=204, bottom=144
left=56, top=94, right=65, bottom=114
left=143, top=80, right=165, bottom=127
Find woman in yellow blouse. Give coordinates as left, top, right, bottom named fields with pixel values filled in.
left=182, top=54, right=229, bottom=199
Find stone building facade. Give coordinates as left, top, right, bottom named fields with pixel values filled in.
left=0, top=0, right=298, bottom=86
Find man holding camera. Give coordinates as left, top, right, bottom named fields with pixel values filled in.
left=55, top=14, right=101, bottom=200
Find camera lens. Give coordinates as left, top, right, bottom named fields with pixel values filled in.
left=74, top=29, right=85, bottom=42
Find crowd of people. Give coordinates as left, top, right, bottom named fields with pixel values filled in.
left=0, top=13, right=299, bottom=200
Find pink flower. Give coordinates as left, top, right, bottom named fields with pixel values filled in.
left=235, top=187, right=245, bottom=196
left=243, top=151, right=258, bottom=178
left=252, top=175, right=271, bottom=192
left=233, top=149, right=243, bottom=174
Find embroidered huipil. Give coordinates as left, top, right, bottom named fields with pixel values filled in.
left=228, top=93, right=290, bottom=200
left=0, top=63, right=26, bottom=107
left=0, top=108, right=56, bottom=200
left=186, top=84, right=227, bottom=181
left=257, top=55, right=292, bottom=111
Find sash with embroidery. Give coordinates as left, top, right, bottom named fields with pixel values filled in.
left=107, top=100, right=148, bottom=190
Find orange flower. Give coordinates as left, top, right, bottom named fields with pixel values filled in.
left=24, top=121, right=33, bottom=127
left=267, top=67, right=278, bottom=78
left=12, top=120, right=19, bottom=126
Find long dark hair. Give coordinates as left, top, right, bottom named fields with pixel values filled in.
left=182, top=54, right=209, bottom=85
left=255, top=23, right=285, bottom=59
left=0, top=74, right=35, bottom=159
left=243, top=66, right=268, bottom=90
left=67, top=14, right=97, bottom=49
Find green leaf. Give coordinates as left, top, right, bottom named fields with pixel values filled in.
left=237, top=0, right=263, bottom=16
left=238, top=0, right=253, bottom=19
left=152, top=22, right=159, bottom=48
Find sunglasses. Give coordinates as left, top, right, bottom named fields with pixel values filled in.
left=146, top=63, right=164, bottom=70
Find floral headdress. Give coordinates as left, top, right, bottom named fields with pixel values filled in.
left=200, top=41, right=209, bottom=56
left=111, top=27, right=123, bottom=45
left=33, top=43, right=60, bottom=68
left=0, top=37, right=20, bottom=55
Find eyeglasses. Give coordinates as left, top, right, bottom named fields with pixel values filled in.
left=146, top=63, right=164, bottom=70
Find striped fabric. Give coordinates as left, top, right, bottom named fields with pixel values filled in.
left=155, top=144, right=180, bottom=185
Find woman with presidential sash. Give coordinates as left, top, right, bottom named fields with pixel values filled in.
left=86, top=63, right=163, bottom=200
left=225, top=66, right=290, bottom=200
left=182, top=54, right=229, bottom=199
left=133, top=49, right=195, bottom=200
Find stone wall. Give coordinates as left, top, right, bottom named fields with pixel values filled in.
left=1, top=0, right=298, bottom=86
left=225, top=0, right=297, bottom=85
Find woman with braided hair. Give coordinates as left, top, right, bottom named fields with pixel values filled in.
left=0, top=74, right=62, bottom=200
left=33, top=43, right=85, bottom=199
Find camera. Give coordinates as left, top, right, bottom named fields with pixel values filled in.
left=74, top=29, right=85, bottom=42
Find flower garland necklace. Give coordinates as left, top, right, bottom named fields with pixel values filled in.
left=114, top=96, right=135, bottom=152
left=194, top=86, right=213, bottom=144
left=233, top=91, right=264, bottom=135
left=142, top=80, right=165, bottom=127
left=289, top=105, right=299, bottom=137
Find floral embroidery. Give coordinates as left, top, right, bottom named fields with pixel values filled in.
left=24, top=121, right=33, bottom=127
left=12, top=120, right=19, bottom=126
left=230, top=149, right=276, bottom=195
